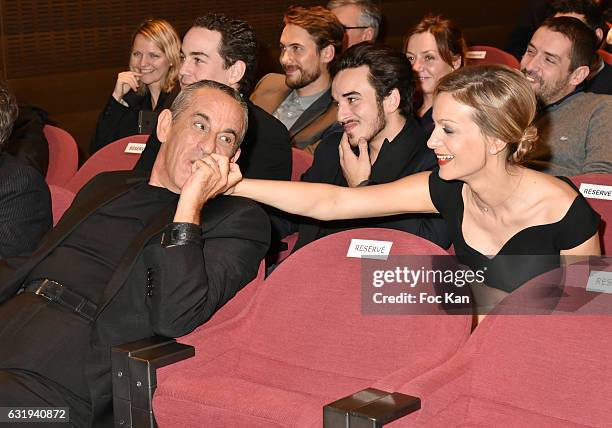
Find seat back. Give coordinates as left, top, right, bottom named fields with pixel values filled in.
left=468, top=260, right=612, bottom=426
left=235, top=228, right=470, bottom=381
left=599, top=49, right=612, bottom=65
left=465, top=45, right=520, bottom=69
left=48, top=185, right=75, bottom=226
left=570, top=173, right=612, bottom=254
left=64, top=134, right=148, bottom=193
left=44, top=125, right=79, bottom=186
left=291, top=147, right=313, bottom=181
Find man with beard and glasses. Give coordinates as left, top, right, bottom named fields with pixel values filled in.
left=271, top=44, right=450, bottom=256
left=520, top=16, right=612, bottom=175
left=250, top=6, right=344, bottom=153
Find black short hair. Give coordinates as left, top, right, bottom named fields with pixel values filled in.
left=551, top=0, right=605, bottom=33
left=336, top=43, right=415, bottom=118
left=541, top=16, right=598, bottom=70
left=192, top=14, right=257, bottom=95
left=0, top=81, right=18, bottom=151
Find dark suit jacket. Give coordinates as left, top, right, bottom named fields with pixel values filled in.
left=250, top=73, right=338, bottom=153
left=585, top=60, right=612, bottom=96
left=292, top=119, right=451, bottom=251
left=135, top=99, right=292, bottom=181
left=0, top=152, right=52, bottom=259
left=0, top=170, right=270, bottom=426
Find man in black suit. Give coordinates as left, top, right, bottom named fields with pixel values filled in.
left=0, top=80, right=270, bottom=427
left=276, top=44, right=450, bottom=253
left=0, top=81, right=52, bottom=259
left=136, top=14, right=292, bottom=181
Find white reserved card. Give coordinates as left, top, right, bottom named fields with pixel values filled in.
left=124, top=142, right=147, bottom=154
left=346, top=239, right=393, bottom=260
left=586, top=270, right=612, bottom=294
left=579, top=183, right=612, bottom=201
left=465, top=50, right=487, bottom=59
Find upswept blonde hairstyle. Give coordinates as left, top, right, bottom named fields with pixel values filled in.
left=435, top=65, right=539, bottom=164
left=130, top=18, right=181, bottom=95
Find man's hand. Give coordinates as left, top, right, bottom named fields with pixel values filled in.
left=174, top=154, right=231, bottom=224
left=339, top=133, right=371, bottom=187
left=111, top=71, right=143, bottom=102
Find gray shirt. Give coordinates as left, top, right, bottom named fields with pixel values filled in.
left=527, top=91, right=612, bottom=176
left=273, top=90, right=324, bottom=130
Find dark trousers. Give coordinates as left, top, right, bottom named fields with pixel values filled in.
left=0, top=369, right=90, bottom=427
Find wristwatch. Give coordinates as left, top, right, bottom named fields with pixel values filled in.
left=161, top=223, right=203, bottom=248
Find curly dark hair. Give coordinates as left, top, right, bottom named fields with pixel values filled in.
left=192, top=14, right=258, bottom=94
left=336, top=43, right=415, bottom=119
left=0, top=81, right=18, bottom=152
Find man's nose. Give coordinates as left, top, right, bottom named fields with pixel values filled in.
left=337, top=103, right=351, bottom=123
left=522, top=54, right=539, bottom=72
left=198, top=135, right=216, bottom=155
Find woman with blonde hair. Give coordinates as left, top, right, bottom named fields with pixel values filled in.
left=91, top=18, right=181, bottom=153
left=227, top=65, right=600, bottom=295
left=404, top=14, right=466, bottom=137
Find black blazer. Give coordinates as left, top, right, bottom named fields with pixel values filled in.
left=135, top=99, right=292, bottom=181
left=0, top=170, right=270, bottom=426
left=0, top=152, right=52, bottom=259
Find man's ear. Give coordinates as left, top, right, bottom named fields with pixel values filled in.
left=227, top=60, right=246, bottom=88
left=383, top=88, right=401, bottom=114
left=569, top=64, right=591, bottom=86
left=320, top=44, right=335, bottom=64
left=156, top=109, right=173, bottom=143
left=230, top=147, right=241, bottom=163
left=362, top=27, right=374, bottom=42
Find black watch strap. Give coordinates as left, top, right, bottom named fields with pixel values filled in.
left=161, top=223, right=203, bottom=248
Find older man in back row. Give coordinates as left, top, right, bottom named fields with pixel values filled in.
left=0, top=80, right=269, bottom=426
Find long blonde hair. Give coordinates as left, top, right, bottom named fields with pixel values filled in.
left=131, top=18, right=181, bottom=95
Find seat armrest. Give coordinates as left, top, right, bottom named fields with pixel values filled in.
left=112, top=336, right=195, bottom=428
left=323, top=388, right=420, bottom=428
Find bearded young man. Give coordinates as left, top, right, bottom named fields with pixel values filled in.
left=250, top=6, right=344, bottom=153
left=271, top=43, right=450, bottom=255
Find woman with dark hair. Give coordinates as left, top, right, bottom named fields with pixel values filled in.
left=404, top=15, right=466, bottom=137
left=90, top=19, right=181, bottom=154
left=225, top=65, right=600, bottom=309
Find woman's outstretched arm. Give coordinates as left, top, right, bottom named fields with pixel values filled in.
left=230, top=170, right=438, bottom=221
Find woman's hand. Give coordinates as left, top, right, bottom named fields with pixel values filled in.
left=111, top=71, right=143, bottom=102
left=223, top=162, right=243, bottom=196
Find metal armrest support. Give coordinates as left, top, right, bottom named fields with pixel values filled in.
left=324, top=388, right=421, bottom=428
left=112, top=336, right=195, bottom=428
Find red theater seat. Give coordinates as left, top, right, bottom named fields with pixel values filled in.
left=374, top=260, right=612, bottom=427
left=44, top=125, right=79, bottom=186
left=65, top=134, right=148, bottom=193
left=570, top=173, right=612, bottom=254
left=152, top=229, right=470, bottom=427
left=465, top=45, right=520, bottom=69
